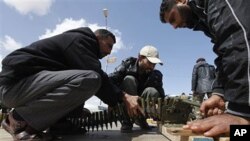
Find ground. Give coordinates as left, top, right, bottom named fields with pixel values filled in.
left=0, top=122, right=169, bottom=141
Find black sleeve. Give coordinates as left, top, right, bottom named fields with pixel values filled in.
left=95, top=71, right=124, bottom=107
left=191, top=64, right=198, bottom=91
left=145, top=70, right=165, bottom=98
left=212, top=75, right=225, bottom=96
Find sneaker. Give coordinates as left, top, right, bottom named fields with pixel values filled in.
left=120, top=124, right=133, bottom=133
left=134, top=119, right=152, bottom=130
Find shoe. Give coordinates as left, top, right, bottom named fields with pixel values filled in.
left=134, top=119, right=152, bottom=131
left=2, top=111, right=53, bottom=141
left=1, top=111, right=27, bottom=134
left=15, top=126, right=54, bottom=141
left=120, top=123, right=133, bottom=133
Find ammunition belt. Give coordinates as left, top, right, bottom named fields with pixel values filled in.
left=66, top=97, right=200, bottom=132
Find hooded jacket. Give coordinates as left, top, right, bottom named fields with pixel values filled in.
left=0, top=27, right=122, bottom=107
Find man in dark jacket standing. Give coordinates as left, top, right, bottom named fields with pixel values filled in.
left=0, top=27, right=142, bottom=140
left=109, top=45, right=165, bottom=133
left=191, top=58, right=216, bottom=104
left=159, top=0, right=250, bottom=137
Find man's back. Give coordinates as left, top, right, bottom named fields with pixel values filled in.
left=192, top=59, right=216, bottom=94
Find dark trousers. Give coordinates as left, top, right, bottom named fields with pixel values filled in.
left=0, top=70, right=101, bottom=131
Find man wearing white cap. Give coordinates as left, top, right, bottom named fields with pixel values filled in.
left=109, top=45, right=165, bottom=133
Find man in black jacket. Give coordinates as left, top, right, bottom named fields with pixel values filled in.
left=191, top=58, right=216, bottom=104
left=0, top=27, right=142, bottom=140
left=109, top=45, right=165, bottom=133
left=159, top=0, right=250, bottom=137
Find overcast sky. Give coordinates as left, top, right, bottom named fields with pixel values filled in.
left=0, top=0, right=216, bottom=110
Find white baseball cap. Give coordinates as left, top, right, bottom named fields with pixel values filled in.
left=139, top=45, right=163, bottom=65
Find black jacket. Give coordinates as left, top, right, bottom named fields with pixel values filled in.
left=188, top=0, right=215, bottom=42
left=109, top=57, right=165, bottom=98
left=0, top=27, right=122, bottom=107
left=189, top=0, right=250, bottom=116
left=191, top=61, right=216, bottom=93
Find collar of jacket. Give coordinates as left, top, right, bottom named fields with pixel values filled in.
left=127, top=58, right=139, bottom=74
left=188, top=0, right=216, bottom=42
left=127, top=59, right=150, bottom=79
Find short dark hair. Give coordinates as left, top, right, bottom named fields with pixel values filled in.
left=196, top=58, right=206, bottom=63
left=94, top=29, right=116, bottom=43
left=160, top=0, right=177, bottom=23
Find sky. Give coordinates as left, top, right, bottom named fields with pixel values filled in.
left=0, top=0, right=216, bottom=110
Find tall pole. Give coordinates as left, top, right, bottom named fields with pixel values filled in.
left=103, top=8, right=108, bottom=29
left=100, top=8, right=109, bottom=106
left=103, top=8, right=109, bottom=73
left=103, top=8, right=109, bottom=74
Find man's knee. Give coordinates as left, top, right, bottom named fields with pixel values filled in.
left=77, top=70, right=102, bottom=92
left=122, top=75, right=137, bottom=88
left=0, top=86, right=17, bottom=108
left=121, top=75, right=137, bottom=95
left=141, top=87, right=160, bottom=98
left=123, top=75, right=136, bottom=83
left=144, top=87, right=158, bottom=93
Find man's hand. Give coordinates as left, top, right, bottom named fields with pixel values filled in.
left=200, top=94, right=225, bottom=117
left=183, top=113, right=250, bottom=137
left=122, top=92, right=144, bottom=117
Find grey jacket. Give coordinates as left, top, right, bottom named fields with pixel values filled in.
left=191, top=61, right=216, bottom=93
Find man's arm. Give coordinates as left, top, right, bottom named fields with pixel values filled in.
left=191, top=65, right=198, bottom=92
left=122, top=92, right=143, bottom=117
left=95, top=71, right=124, bottom=107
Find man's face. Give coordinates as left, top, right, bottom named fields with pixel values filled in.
left=138, top=56, right=156, bottom=75
left=99, top=36, right=114, bottom=58
left=163, top=3, right=194, bottom=29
